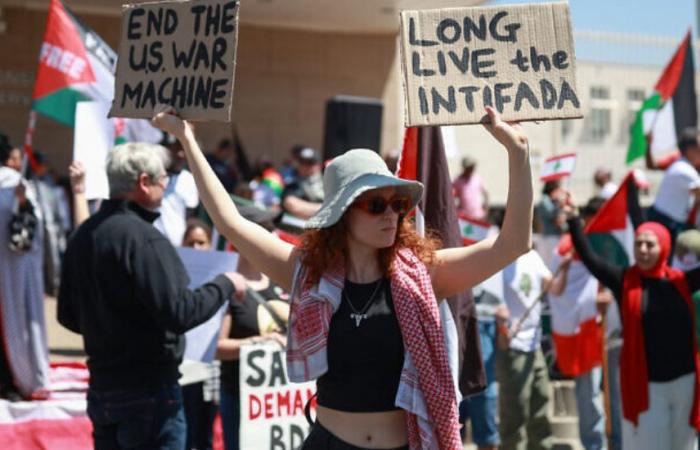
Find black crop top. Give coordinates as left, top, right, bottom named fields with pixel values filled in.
left=316, top=278, right=405, bottom=412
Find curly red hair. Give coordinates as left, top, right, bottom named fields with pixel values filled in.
left=298, top=215, right=441, bottom=287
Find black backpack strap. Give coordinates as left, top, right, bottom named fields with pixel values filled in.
left=246, top=288, right=288, bottom=334
left=304, top=392, right=317, bottom=426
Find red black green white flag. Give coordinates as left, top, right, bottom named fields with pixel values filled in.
left=32, top=0, right=116, bottom=127
left=585, top=171, right=644, bottom=266
left=627, top=31, right=697, bottom=164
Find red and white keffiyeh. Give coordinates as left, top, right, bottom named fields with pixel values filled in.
left=286, top=248, right=462, bottom=449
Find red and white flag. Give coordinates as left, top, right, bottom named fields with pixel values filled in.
left=540, top=153, right=576, bottom=182
left=457, top=214, right=492, bottom=245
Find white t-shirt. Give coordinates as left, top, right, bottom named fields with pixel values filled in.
left=154, top=170, right=199, bottom=246
left=598, top=181, right=618, bottom=200
left=502, top=249, right=552, bottom=352
left=652, top=158, right=700, bottom=222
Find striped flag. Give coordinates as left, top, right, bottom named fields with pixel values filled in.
left=540, top=153, right=576, bottom=182
left=458, top=213, right=492, bottom=245
left=627, top=31, right=697, bottom=164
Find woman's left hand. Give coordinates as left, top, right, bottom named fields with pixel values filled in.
left=482, top=106, right=529, bottom=156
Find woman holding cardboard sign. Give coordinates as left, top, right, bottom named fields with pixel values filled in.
left=151, top=105, right=533, bottom=449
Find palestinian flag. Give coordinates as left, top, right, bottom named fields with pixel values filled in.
left=397, top=126, right=486, bottom=396
left=549, top=172, right=642, bottom=376
left=626, top=31, right=697, bottom=164
left=458, top=213, right=492, bottom=245
left=29, top=0, right=160, bottom=149
left=540, top=153, right=576, bottom=182
left=33, top=0, right=113, bottom=127
left=584, top=171, right=644, bottom=267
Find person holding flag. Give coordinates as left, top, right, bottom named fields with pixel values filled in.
left=566, top=206, right=700, bottom=450
left=151, top=104, right=533, bottom=450
left=647, top=128, right=700, bottom=246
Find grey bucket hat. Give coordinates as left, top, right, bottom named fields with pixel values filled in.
left=305, top=149, right=423, bottom=229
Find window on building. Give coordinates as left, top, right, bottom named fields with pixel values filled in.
left=582, top=86, right=613, bottom=143
left=561, top=119, right=574, bottom=140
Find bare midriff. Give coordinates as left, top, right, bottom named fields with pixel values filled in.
left=315, top=405, right=407, bottom=448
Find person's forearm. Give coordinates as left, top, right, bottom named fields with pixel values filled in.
left=549, top=264, right=570, bottom=296
left=283, top=196, right=321, bottom=219
left=496, top=148, right=533, bottom=259
left=72, top=191, right=89, bottom=228
left=178, top=129, right=242, bottom=234
left=216, top=335, right=264, bottom=360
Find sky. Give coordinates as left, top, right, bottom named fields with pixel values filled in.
left=489, top=0, right=696, bottom=37
left=488, top=0, right=698, bottom=65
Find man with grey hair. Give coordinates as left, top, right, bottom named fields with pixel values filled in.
left=58, top=142, right=237, bottom=450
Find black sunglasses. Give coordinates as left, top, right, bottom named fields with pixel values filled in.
left=352, top=195, right=411, bottom=215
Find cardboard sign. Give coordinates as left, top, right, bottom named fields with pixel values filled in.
left=109, top=0, right=239, bottom=121
left=400, top=2, right=582, bottom=126
left=239, top=343, right=315, bottom=450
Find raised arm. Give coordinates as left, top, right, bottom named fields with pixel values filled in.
left=151, top=107, right=297, bottom=291
left=68, top=161, right=90, bottom=228
left=431, top=107, right=533, bottom=300
left=566, top=216, right=624, bottom=299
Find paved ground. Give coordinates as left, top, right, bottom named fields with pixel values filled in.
left=45, top=296, right=85, bottom=362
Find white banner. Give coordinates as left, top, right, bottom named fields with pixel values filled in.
left=239, top=343, right=315, bottom=450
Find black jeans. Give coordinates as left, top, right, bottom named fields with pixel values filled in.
left=301, top=422, right=409, bottom=450
left=87, top=383, right=186, bottom=450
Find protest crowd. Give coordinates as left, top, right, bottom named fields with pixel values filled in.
left=4, top=1, right=700, bottom=450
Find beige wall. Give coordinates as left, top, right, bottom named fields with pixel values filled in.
left=0, top=6, right=403, bottom=175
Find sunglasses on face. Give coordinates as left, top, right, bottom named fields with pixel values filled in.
left=352, top=195, right=412, bottom=216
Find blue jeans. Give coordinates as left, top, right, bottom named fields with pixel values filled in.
left=460, top=320, right=500, bottom=447
left=220, top=389, right=240, bottom=450
left=575, top=367, right=606, bottom=450
left=87, top=383, right=186, bottom=450
left=607, top=347, right=622, bottom=450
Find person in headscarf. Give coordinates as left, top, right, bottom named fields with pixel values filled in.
left=567, top=211, right=700, bottom=450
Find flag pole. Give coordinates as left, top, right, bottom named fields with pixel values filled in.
left=600, top=291, right=613, bottom=450
left=22, top=109, right=38, bottom=175
left=508, top=262, right=565, bottom=340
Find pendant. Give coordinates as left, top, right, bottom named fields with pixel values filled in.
left=350, top=313, right=367, bottom=327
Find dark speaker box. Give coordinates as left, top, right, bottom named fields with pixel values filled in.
left=323, top=95, right=383, bottom=160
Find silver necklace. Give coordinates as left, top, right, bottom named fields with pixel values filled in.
left=343, top=278, right=383, bottom=328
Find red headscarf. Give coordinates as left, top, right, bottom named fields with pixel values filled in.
left=620, top=221, right=700, bottom=429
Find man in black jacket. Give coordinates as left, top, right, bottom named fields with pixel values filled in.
left=58, top=142, right=236, bottom=450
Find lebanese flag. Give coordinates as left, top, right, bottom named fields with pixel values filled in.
left=540, top=153, right=576, bottom=182
left=397, top=126, right=486, bottom=396
left=458, top=214, right=492, bottom=245
left=626, top=31, right=697, bottom=164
